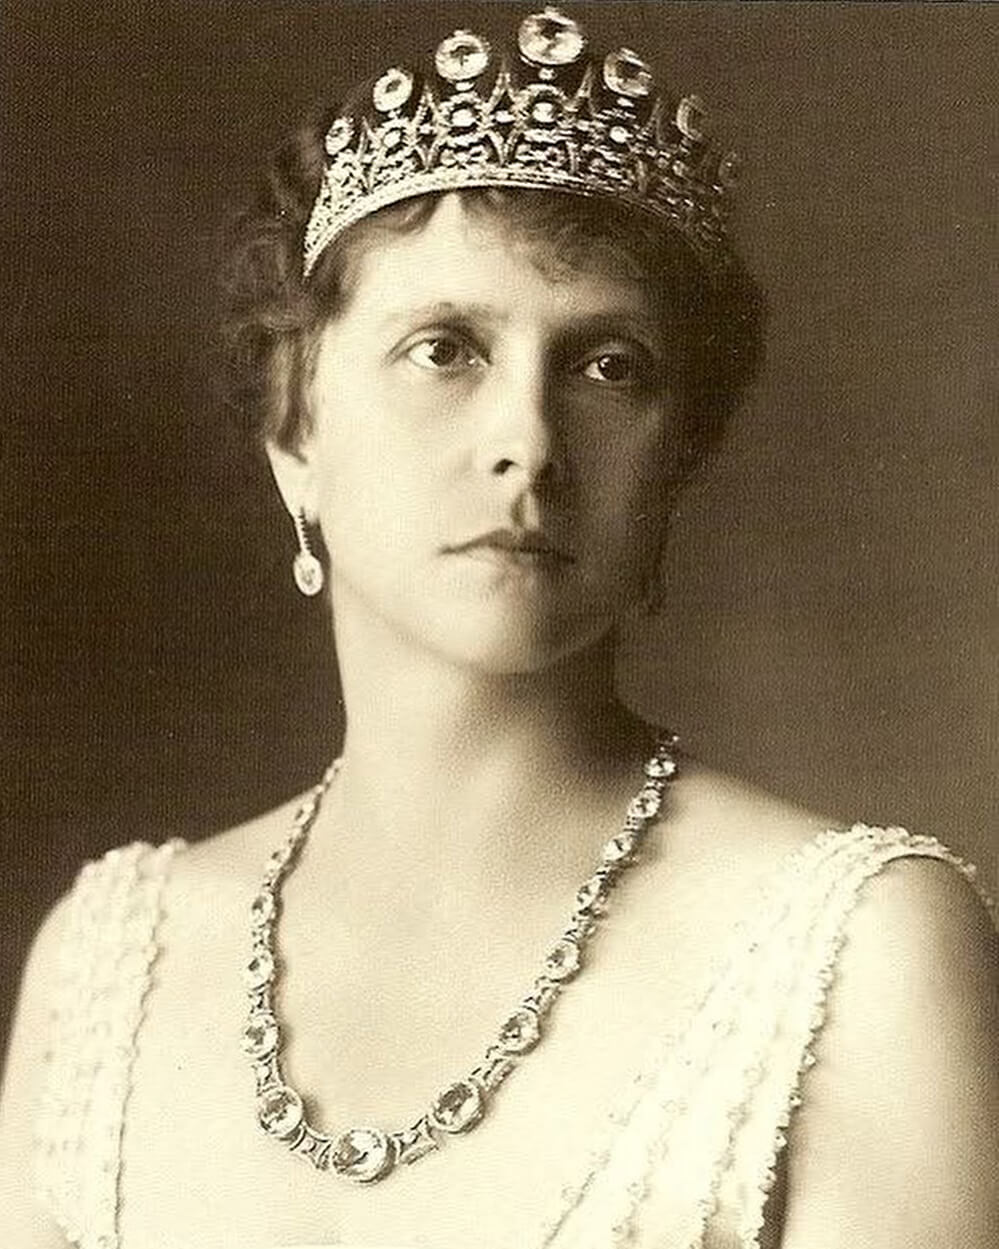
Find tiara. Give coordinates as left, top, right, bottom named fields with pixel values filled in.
left=303, top=7, right=741, bottom=278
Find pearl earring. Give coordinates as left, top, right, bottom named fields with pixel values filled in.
left=292, top=509, right=324, bottom=597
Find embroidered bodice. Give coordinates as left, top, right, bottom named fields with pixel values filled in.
left=34, top=825, right=991, bottom=1249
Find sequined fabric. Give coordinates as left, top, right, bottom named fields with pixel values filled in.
left=34, top=841, right=182, bottom=1249
left=34, top=827, right=992, bottom=1249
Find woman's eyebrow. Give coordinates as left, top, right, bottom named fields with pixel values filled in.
left=377, top=300, right=508, bottom=330
left=555, top=309, right=664, bottom=343
left=376, top=302, right=661, bottom=338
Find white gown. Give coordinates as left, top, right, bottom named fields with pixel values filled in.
left=33, top=825, right=993, bottom=1249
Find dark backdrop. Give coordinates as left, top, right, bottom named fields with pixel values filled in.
left=2, top=2, right=996, bottom=1050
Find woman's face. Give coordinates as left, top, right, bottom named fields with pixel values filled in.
left=271, top=193, right=684, bottom=675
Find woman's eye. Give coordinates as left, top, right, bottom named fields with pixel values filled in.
left=405, top=336, right=479, bottom=373
left=580, top=349, right=649, bottom=386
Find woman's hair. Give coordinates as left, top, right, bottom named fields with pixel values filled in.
left=219, top=107, right=766, bottom=478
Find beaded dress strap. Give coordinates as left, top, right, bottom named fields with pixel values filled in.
left=726, top=825, right=996, bottom=1249
left=35, top=839, right=183, bottom=1249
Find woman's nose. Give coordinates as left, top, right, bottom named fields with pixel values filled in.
left=474, top=367, right=558, bottom=485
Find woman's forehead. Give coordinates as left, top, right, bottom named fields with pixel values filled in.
left=339, top=193, right=660, bottom=326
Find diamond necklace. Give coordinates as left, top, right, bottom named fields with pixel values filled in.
left=242, top=732, right=679, bottom=1183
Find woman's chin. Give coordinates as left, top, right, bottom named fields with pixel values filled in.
left=412, top=603, right=618, bottom=677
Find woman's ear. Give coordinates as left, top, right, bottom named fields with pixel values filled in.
left=263, top=331, right=324, bottom=522
left=265, top=436, right=320, bottom=524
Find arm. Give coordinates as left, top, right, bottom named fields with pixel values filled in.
left=0, top=898, right=72, bottom=1249
left=781, top=856, right=999, bottom=1249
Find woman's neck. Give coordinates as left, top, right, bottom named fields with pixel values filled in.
left=308, top=611, right=651, bottom=904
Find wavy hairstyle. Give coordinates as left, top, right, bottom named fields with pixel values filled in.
left=219, top=105, right=766, bottom=478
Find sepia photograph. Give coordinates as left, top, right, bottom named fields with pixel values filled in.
left=1, top=2, right=996, bottom=1246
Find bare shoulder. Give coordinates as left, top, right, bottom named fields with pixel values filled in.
left=610, top=763, right=839, bottom=991
left=780, top=842, right=998, bottom=1247
left=165, top=793, right=303, bottom=914
left=652, top=762, right=838, bottom=894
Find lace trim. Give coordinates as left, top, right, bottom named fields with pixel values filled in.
left=604, top=832, right=856, bottom=1249
left=34, top=839, right=184, bottom=1249
left=737, top=827, right=997, bottom=1249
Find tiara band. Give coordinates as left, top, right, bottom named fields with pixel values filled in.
left=303, top=7, right=741, bottom=278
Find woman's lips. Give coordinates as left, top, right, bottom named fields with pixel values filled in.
left=446, top=529, right=574, bottom=566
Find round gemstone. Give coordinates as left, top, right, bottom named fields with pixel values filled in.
left=430, top=1079, right=484, bottom=1133
left=244, top=948, right=275, bottom=991
left=498, top=1006, right=541, bottom=1054
left=241, top=1011, right=279, bottom=1060
left=451, top=105, right=477, bottom=129
left=293, top=550, right=323, bottom=596
left=435, top=30, right=490, bottom=82
left=250, top=891, right=275, bottom=927
left=257, top=1085, right=303, bottom=1139
left=531, top=99, right=559, bottom=125
left=602, top=829, right=638, bottom=863
left=603, top=48, right=653, bottom=98
left=518, top=8, right=586, bottom=66
left=644, top=754, right=677, bottom=780
left=627, top=786, right=662, bottom=821
left=330, top=1126, right=394, bottom=1182
left=676, top=94, right=709, bottom=142
left=324, top=117, right=355, bottom=157
left=372, top=67, right=415, bottom=113
left=609, top=124, right=630, bottom=145
left=544, top=936, right=581, bottom=981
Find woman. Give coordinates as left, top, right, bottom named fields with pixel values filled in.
left=0, top=7, right=995, bottom=1248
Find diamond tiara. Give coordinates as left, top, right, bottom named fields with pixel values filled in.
left=302, top=7, right=741, bottom=278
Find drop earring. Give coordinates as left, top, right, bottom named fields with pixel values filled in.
left=292, top=509, right=324, bottom=597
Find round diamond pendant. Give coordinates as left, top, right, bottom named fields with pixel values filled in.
left=293, top=550, right=324, bottom=596
left=330, top=1127, right=394, bottom=1182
